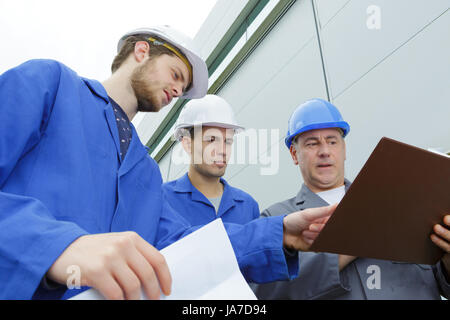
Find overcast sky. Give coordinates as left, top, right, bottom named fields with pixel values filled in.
left=0, top=0, right=218, bottom=80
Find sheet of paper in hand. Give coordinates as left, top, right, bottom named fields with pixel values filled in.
left=70, top=218, right=256, bottom=300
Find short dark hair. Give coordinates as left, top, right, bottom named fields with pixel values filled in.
left=111, top=35, right=177, bottom=73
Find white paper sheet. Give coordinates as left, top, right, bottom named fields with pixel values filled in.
left=70, top=219, right=256, bottom=300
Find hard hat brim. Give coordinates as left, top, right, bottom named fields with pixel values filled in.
left=285, top=121, right=350, bottom=148
left=179, top=50, right=208, bottom=99
left=174, top=122, right=245, bottom=141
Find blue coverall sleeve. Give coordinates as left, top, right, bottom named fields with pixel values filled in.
left=156, top=197, right=299, bottom=284
left=252, top=198, right=260, bottom=220
left=0, top=61, right=89, bottom=299
left=255, top=207, right=351, bottom=299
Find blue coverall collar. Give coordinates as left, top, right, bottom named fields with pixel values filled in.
left=82, top=78, right=148, bottom=175
left=174, top=173, right=244, bottom=215
left=82, top=78, right=110, bottom=104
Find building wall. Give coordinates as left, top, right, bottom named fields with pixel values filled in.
left=216, top=0, right=328, bottom=209
left=156, top=0, right=450, bottom=211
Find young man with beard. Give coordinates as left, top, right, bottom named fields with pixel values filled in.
left=253, top=98, right=450, bottom=299
left=0, top=26, right=207, bottom=300
left=0, top=28, right=335, bottom=300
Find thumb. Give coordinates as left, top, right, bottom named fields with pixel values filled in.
left=304, top=203, right=337, bottom=222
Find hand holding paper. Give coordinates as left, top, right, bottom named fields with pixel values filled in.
left=71, top=219, right=256, bottom=300
left=47, top=232, right=171, bottom=300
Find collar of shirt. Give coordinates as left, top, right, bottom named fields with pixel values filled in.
left=173, top=172, right=245, bottom=203
left=108, top=96, right=132, bottom=161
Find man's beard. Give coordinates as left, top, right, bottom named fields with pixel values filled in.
left=130, top=60, right=161, bottom=113
left=193, top=163, right=226, bottom=179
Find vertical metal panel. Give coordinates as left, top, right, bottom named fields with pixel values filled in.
left=217, top=0, right=329, bottom=210
left=334, top=10, right=450, bottom=181
left=319, top=0, right=450, bottom=99
left=158, top=0, right=450, bottom=219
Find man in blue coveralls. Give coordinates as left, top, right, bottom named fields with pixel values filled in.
left=253, top=98, right=450, bottom=299
left=0, top=26, right=207, bottom=300
left=0, top=27, right=335, bottom=300
left=163, top=94, right=260, bottom=226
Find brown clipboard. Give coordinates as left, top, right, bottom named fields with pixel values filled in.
left=310, top=137, right=450, bottom=265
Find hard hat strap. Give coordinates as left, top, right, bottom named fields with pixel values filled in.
left=148, top=37, right=193, bottom=85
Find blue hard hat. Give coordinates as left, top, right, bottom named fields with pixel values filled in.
left=285, top=98, right=350, bottom=148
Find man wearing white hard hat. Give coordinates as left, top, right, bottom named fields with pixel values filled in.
left=157, top=95, right=338, bottom=285
left=0, top=26, right=334, bottom=299
left=163, top=94, right=259, bottom=228
left=0, top=26, right=208, bottom=300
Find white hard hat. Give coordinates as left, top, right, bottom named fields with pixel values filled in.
left=173, top=95, right=244, bottom=141
left=117, top=25, right=208, bottom=99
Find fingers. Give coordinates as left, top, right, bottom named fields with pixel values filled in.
left=313, top=216, right=330, bottom=224
left=87, top=232, right=171, bottom=300
left=329, top=203, right=339, bottom=211
left=431, top=234, right=450, bottom=253
left=104, top=232, right=171, bottom=300
left=303, top=223, right=327, bottom=245
left=431, top=220, right=450, bottom=253
left=282, top=205, right=335, bottom=251
left=309, top=223, right=326, bottom=232
left=302, top=230, right=319, bottom=244
left=112, top=260, right=142, bottom=300
left=133, top=233, right=172, bottom=297
left=307, top=216, right=329, bottom=226
left=46, top=232, right=172, bottom=300
left=434, top=224, right=450, bottom=241
left=90, top=273, right=124, bottom=300
left=302, top=204, right=337, bottom=222
left=430, top=215, right=450, bottom=253
left=443, top=215, right=450, bottom=227
left=124, top=246, right=161, bottom=300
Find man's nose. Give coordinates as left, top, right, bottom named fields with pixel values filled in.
left=318, top=142, right=330, bottom=156
left=212, top=141, right=227, bottom=157
left=171, top=82, right=185, bottom=98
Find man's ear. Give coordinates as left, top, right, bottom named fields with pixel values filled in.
left=134, top=41, right=150, bottom=63
left=289, top=144, right=299, bottom=166
left=181, top=136, right=192, bottom=156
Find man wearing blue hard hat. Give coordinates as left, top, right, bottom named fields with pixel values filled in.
left=253, top=98, right=450, bottom=299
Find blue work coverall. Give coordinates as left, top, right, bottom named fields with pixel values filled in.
left=162, top=173, right=260, bottom=226
left=0, top=60, right=297, bottom=299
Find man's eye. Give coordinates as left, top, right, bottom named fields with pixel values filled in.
left=173, top=72, right=179, bottom=80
